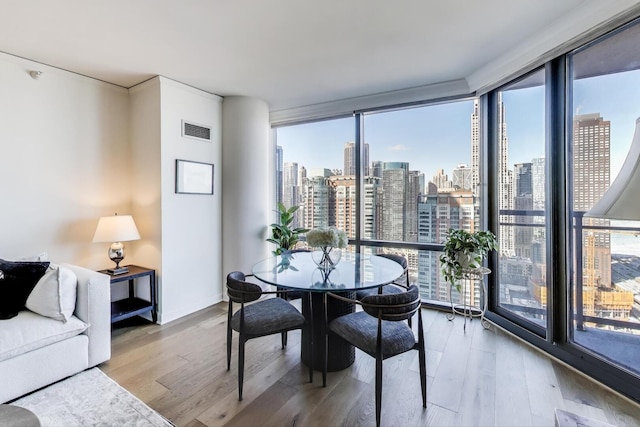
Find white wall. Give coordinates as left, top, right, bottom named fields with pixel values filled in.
left=130, top=77, right=222, bottom=324
left=221, top=97, right=271, bottom=284
left=0, top=53, right=131, bottom=267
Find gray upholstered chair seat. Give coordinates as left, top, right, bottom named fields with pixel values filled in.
left=231, top=298, right=305, bottom=335
left=329, top=311, right=416, bottom=359
left=355, top=283, right=404, bottom=300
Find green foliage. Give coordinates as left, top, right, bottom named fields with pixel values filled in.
left=266, top=203, right=309, bottom=255
left=440, top=228, right=498, bottom=290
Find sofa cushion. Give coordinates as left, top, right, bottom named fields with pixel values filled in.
left=0, top=260, right=50, bottom=319
left=26, top=264, right=77, bottom=323
left=0, top=310, right=88, bottom=362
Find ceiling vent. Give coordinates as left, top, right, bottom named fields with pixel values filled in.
left=182, top=120, right=212, bottom=142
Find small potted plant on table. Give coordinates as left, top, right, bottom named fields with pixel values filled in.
left=266, top=203, right=309, bottom=256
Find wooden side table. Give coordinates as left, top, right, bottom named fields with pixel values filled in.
left=98, top=265, right=157, bottom=324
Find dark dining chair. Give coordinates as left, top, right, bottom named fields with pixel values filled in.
left=355, top=253, right=409, bottom=300
left=356, top=253, right=412, bottom=327
left=323, top=284, right=426, bottom=427
left=226, top=271, right=313, bottom=400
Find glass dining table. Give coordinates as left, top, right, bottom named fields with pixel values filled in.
left=252, top=251, right=404, bottom=371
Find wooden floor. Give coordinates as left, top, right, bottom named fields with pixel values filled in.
left=101, top=302, right=640, bottom=427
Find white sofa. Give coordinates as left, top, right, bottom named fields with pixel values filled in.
left=0, top=264, right=111, bottom=403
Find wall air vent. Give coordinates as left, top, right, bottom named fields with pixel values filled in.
left=182, top=120, right=212, bottom=142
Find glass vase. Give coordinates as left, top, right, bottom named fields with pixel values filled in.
left=311, top=246, right=342, bottom=270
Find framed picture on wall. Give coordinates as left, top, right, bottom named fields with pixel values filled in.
left=175, top=159, right=214, bottom=195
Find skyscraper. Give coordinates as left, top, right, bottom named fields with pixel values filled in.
left=471, top=95, right=514, bottom=256
left=417, top=190, right=475, bottom=302
left=431, top=169, right=452, bottom=191
left=573, top=113, right=611, bottom=291
left=283, top=162, right=299, bottom=226
left=453, top=164, right=473, bottom=190
left=276, top=145, right=283, bottom=205
left=343, top=141, right=370, bottom=176
left=514, top=162, right=533, bottom=259
left=381, top=162, right=409, bottom=241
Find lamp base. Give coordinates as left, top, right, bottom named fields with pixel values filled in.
left=107, top=266, right=129, bottom=275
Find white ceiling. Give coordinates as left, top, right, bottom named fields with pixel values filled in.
left=0, top=0, right=635, bottom=112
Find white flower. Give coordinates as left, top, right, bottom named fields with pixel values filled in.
left=306, top=227, right=348, bottom=248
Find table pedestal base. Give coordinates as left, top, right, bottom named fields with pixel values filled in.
left=301, top=291, right=355, bottom=371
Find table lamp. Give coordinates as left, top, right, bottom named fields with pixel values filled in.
left=92, top=214, right=140, bottom=274
left=586, top=117, right=640, bottom=221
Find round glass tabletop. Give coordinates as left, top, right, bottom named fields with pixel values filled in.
left=251, top=251, right=404, bottom=292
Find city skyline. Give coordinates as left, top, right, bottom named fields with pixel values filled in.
left=276, top=73, right=640, bottom=184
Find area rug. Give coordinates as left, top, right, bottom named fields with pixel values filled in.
left=11, top=368, right=174, bottom=427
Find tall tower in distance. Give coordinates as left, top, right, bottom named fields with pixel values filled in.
left=573, top=113, right=611, bottom=291
left=470, top=95, right=514, bottom=255
left=344, top=141, right=370, bottom=176
left=276, top=145, right=283, bottom=206
left=471, top=100, right=480, bottom=196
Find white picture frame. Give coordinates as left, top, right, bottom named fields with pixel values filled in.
left=175, top=159, right=214, bottom=195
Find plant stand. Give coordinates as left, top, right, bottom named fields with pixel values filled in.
left=446, top=267, right=491, bottom=332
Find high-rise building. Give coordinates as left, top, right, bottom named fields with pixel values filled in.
left=514, top=162, right=533, bottom=259
left=343, top=141, right=370, bottom=176
left=381, top=162, right=409, bottom=241
left=371, top=161, right=383, bottom=179
left=453, top=164, right=472, bottom=190
left=470, top=96, right=514, bottom=256
left=406, top=171, right=425, bottom=242
left=276, top=145, right=283, bottom=205
left=431, top=169, right=453, bottom=191
left=301, top=174, right=333, bottom=229
left=498, top=94, right=515, bottom=257
left=417, top=190, right=475, bottom=302
left=283, top=162, right=299, bottom=225
left=573, top=113, right=611, bottom=293
left=471, top=101, right=480, bottom=196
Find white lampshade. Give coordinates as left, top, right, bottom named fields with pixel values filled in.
left=586, top=117, right=640, bottom=220
left=92, top=214, right=140, bottom=243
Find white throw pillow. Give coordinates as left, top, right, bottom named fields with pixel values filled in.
left=26, top=264, right=77, bottom=322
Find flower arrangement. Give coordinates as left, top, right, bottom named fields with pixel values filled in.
left=305, top=227, right=348, bottom=249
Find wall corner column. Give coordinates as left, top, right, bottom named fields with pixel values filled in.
left=221, top=96, right=271, bottom=286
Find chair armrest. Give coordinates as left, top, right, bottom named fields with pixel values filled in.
left=63, top=264, right=111, bottom=366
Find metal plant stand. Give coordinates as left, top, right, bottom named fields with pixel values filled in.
left=447, top=267, right=491, bottom=331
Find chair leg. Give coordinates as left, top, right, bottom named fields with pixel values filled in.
left=322, top=294, right=328, bottom=387
left=281, top=331, right=287, bottom=349
left=308, top=292, right=314, bottom=383
left=419, top=344, right=427, bottom=408
left=375, top=354, right=383, bottom=427
left=418, top=311, right=427, bottom=408
left=226, top=310, right=232, bottom=371
left=238, top=338, right=245, bottom=401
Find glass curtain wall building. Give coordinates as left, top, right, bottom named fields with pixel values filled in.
left=272, top=14, right=640, bottom=403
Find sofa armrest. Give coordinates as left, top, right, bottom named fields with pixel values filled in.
left=63, top=264, right=111, bottom=366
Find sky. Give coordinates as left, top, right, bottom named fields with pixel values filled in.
left=277, top=67, right=640, bottom=184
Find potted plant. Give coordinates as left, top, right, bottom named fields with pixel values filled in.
left=440, top=228, right=498, bottom=290
left=266, top=203, right=309, bottom=255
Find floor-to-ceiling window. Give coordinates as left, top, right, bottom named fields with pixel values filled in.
left=361, top=101, right=477, bottom=306
left=494, top=69, right=548, bottom=336
left=568, top=19, right=640, bottom=378
left=485, top=15, right=640, bottom=402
